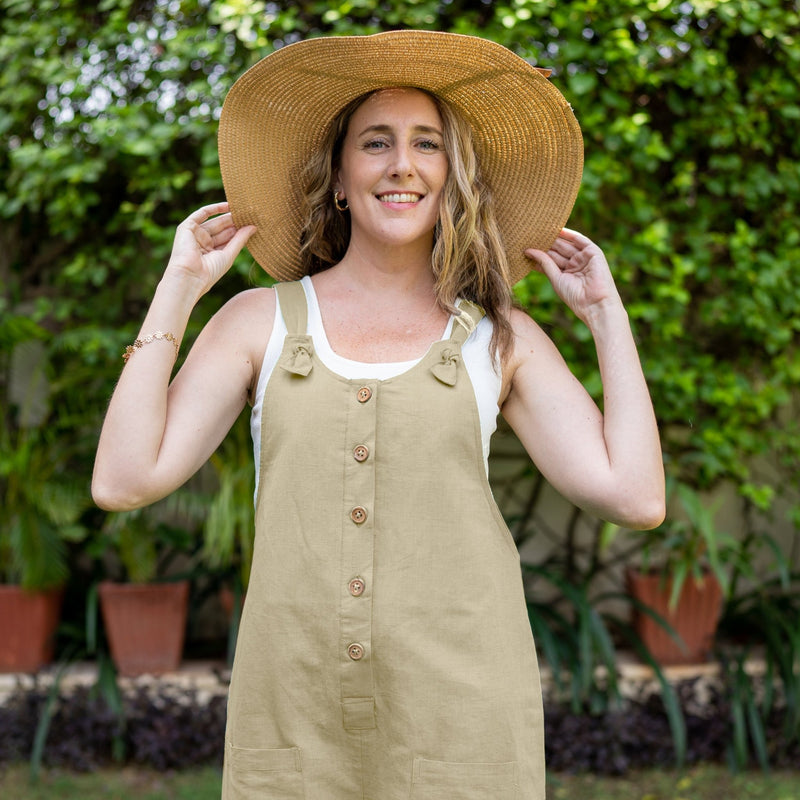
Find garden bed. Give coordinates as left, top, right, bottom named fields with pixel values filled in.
left=1, top=656, right=798, bottom=774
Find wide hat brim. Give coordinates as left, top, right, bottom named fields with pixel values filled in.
left=219, top=30, right=583, bottom=285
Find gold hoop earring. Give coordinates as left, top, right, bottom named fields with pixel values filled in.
left=333, top=190, right=349, bottom=212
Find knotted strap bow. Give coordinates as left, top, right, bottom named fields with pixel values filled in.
left=279, top=335, right=314, bottom=376
left=430, top=345, right=461, bottom=386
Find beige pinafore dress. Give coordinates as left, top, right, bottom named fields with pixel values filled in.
left=222, top=281, right=545, bottom=799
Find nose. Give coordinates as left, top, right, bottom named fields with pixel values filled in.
left=388, top=142, right=414, bottom=179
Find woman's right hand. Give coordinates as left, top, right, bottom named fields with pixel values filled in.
left=165, top=202, right=256, bottom=294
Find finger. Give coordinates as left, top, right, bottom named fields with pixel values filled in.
left=559, top=228, right=593, bottom=247
left=201, top=215, right=236, bottom=242
left=523, top=249, right=546, bottom=273
left=197, top=226, right=234, bottom=255
left=194, top=213, right=240, bottom=253
left=201, top=211, right=233, bottom=231
left=221, top=225, right=257, bottom=260
left=530, top=244, right=571, bottom=272
left=203, top=218, right=254, bottom=253
left=548, top=235, right=580, bottom=260
left=524, top=249, right=563, bottom=283
left=184, top=202, right=231, bottom=226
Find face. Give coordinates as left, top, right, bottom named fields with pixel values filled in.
left=334, top=88, right=449, bottom=255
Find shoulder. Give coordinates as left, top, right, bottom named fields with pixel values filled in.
left=507, top=305, right=546, bottom=341
left=216, top=285, right=276, bottom=317
left=507, top=305, right=569, bottom=362
left=504, top=303, right=547, bottom=354
left=208, top=286, right=276, bottom=336
left=199, top=288, right=276, bottom=388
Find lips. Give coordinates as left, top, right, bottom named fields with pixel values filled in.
left=376, top=192, right=423, bottom=203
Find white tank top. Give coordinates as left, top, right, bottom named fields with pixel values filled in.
left=251, top=277, right=502, bottom=492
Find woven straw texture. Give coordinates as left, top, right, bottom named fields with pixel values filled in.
left=218, top=30, right=584, bottom=284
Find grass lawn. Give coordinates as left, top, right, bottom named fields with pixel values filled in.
left=548, top=765, right=800, bottom=799
left=0, top=765, right=223, bottom=800
left=0, top=763, right=798, bottom=799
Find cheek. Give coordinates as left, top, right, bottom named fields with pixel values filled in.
left=435, top=156, right=450, bottom=185
left=340, top=156, right=382, bottom=194
left=432, top=162, right=450, bottom=197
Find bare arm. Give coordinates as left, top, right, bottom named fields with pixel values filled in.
left=92, top=203, right=261, bottom=510
left=501, top=229, right=665, bottom=530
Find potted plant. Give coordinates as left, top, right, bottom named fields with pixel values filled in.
left=95, top=508, right=195, bottom=677
left=626, top=482, right=743, bottom=665
left=0, top=426, right=89, bottom=672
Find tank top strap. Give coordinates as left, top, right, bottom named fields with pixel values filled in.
left=275, top=280, right=309, bottom=335
left=449, top=300, right=485, bottom=346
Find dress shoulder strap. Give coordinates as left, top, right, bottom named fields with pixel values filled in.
left=274, top=281, right=308, bottom=336
left=450, top=300, right=485, bottom=346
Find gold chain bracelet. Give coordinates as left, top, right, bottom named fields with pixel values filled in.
left=122, top=331, right=180, bottom=363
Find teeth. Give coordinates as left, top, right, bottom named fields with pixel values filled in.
left=378, top=193, right=421, bottom=203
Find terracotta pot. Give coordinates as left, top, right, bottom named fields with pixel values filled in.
left=0, top=585, right=63, bottom=673
left=626, top=567, right=723, bottom=666
left=98, top=580, right=189, bottom=676
left=219, top=584, right=246, bottom=620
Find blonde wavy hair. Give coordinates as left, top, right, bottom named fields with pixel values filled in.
left=299, top=88, right=514, bottom=362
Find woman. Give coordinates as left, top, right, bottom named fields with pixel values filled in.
left=93, top=31, right=664, bottom=799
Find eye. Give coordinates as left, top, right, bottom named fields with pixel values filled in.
left=417, top=138, right=443, bottom=152
left=362, top=138, right=389, bottom=150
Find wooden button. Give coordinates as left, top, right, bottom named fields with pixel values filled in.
left=347, top=642, right=365, bottom=661
left=350, top=506, right=367, bottom=524
left=348, top=578, right=365, bottom=597
left=353, top=444, right=369, bottom=462
left=357, top=386, right=372, bottom=403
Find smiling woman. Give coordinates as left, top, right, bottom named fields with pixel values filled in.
left=93, top=29, right=664, bottom=800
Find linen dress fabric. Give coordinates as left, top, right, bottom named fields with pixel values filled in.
left=222, top=281, right=545, bottom=799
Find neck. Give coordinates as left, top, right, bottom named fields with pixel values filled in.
left=333, top=237, right=437, bottom=298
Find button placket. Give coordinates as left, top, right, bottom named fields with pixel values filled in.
left=339, top=380, right=377, bottom=730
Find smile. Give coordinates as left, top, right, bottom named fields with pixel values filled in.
left=376, top=192, right=423, bottom=203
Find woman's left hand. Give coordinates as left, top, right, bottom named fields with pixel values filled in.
left=525, top=229, right=621, bottom=326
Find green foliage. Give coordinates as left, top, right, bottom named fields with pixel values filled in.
left=0, top=321, right=91, bottom=588
left=523, top=561, right=621, bottom=714
left=522, top=548, right=688, bottom=766
left=3, top=0, right=797, bottom=544
left=504, top=0, right=800, bottom=515
left=717, top=533, right=800, bottom=770
left=90, top=503, right=200, bottom=583
left=635, top=481, right=746, bottom=608
left=2, top=0, right=799, bottom=767
left=201, top=413, right=256, bottom=590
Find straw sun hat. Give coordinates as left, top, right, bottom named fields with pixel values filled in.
left=218, top=30, right=583, bottom=285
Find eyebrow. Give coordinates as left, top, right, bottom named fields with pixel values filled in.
left=356, top=123, right=444, bottom=137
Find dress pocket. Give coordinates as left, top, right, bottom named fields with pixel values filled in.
left=409, top=757, right=519, bottom=800
left=226, top=744, right=306, bottom=799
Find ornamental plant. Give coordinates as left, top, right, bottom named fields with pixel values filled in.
left=2, top=2, right=799, bottom=766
